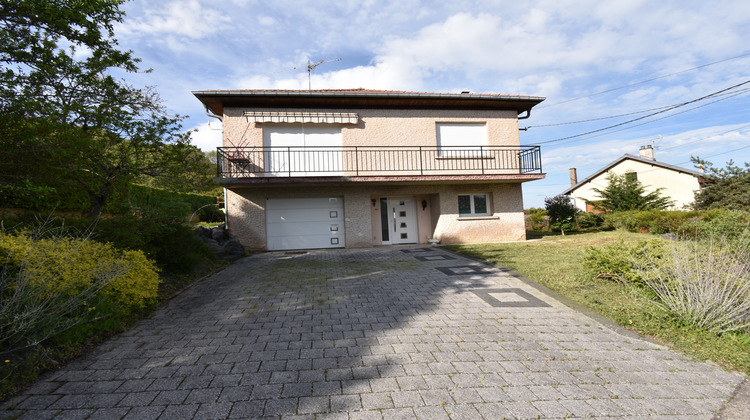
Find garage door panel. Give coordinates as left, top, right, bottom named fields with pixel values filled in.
left=266, top=197, right=344, bottom=251
left=266, top=221, right=340, bottom=236
left=267, top=208, right=342, bottom=223
left=268, top=235, right=341, bottom=251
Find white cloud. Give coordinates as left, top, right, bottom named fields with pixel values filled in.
left=188, top=122, right=223, bottom=151
left=257, top=16, right=276, bottom=26
left=118, top=0, right=229, bottom=40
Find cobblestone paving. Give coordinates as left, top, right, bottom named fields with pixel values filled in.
left=1, top=247, right=745, bottom=419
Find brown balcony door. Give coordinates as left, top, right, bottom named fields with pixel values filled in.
left=380, top=197, right=417, bottom=245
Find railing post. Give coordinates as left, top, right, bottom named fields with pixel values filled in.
left=518, top=149, right=523, bottom=174
left=287, top=147, right=292, bottom=177
left=480, top=146, right=485, bottom=174
left=355, top=146, right=359, bottom=176
left=419, top=146, right=423, bottom=175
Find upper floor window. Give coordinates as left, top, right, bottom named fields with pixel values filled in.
left=625, top=172, right=638, bottom=182
left=436, top=123, right=487, bottom=157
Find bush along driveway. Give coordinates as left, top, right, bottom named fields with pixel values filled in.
left=1, top=246, right=744, bottom=419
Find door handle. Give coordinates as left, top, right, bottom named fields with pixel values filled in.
left=393, top=208, right=396, bottom=232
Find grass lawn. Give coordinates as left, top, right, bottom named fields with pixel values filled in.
left=446, top=230, right=750, bottom=375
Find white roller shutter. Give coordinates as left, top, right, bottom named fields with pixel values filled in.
left=266, top=197, right=345, bottom=250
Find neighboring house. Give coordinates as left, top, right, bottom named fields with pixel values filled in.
left=193, top=89, right=545, bottom=251
left=563, top=145, right=704, bottom=212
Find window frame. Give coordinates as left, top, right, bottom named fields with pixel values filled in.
left=436, top=122, right=488, bottom=157
left=458, top=193, right=491, bottom=217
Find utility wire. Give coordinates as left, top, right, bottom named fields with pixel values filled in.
left=525, top=87, right=750, bottom=129
left=537, top=51, right=750, bottom=109
left=658, top=123, right=750, bottom=151
left=534, top=80, right=750, bottom=145
left=546, top=88, right=750, bottom=146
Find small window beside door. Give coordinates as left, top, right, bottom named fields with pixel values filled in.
left=458, top=194, right=490, bottom=216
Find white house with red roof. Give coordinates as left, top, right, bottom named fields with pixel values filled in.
left=563, top=145, right=705, bottom=212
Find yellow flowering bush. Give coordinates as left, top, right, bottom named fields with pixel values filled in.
left=0, top=232, right=160, bottom=312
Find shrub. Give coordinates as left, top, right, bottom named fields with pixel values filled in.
left=33, top=215, right=216, bottom=275
left=525, top=208, right=548, bottom=231
left=633, top=233, right=750, bottom=334
left=0, top=180, right=58, bottom=211
left=582, top=238, right=667, bottom=287
left=196, top=204, right=224, bottom=223
left=544, top=195, right=579, bottom=234
left=576, top=212, right=604, bottom=229
left=677, top=210, right=750, bottom=240
left=0, top=231, right=160, bottom=355
left=604, top=210, right=704, bottom=233
left=146, top=222, right=215, bottom=274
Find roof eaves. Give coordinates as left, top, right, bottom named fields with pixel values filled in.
left=191, top=89, right=546, bottom=102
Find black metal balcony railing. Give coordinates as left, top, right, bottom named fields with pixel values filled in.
left=216, top=146, right=542, bottom=178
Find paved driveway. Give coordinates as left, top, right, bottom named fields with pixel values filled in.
left=2, top=246, right=745, bottom=419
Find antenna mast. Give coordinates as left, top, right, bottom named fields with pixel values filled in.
left=305, top=58, right=341, bottom=89
left=276, top=58, right=342, bottom=90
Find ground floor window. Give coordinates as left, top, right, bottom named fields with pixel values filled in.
left=458, top=194, right=489, bottom=216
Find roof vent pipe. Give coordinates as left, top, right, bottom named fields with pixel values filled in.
left=569, top=168, right=578, bottom=187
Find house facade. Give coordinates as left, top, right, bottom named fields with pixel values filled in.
left=563, top=146, right=704, bottom=212
left=193, top=89, right=545, bottom=251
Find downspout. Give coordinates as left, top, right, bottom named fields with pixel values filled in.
left=518, top=109, right=531, bottom=120
left=203, top=104, right=227, bottom=229
left=204, top=105, right=223, bottom=122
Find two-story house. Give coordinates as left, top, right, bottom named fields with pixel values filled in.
left=193, top=89, right=545, bottom=251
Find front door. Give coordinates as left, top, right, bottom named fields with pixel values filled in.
left=380, top=197, right=418, bottom=244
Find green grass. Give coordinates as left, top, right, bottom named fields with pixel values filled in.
left=446, top=230, right=750, bottom=375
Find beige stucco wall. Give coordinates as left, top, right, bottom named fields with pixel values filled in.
left=221, top=104, right=529, bottom=250
left=570, top=160, right=701, bottom=211
left=432, top=183, right=526, bottom=243
left=223, top=108, right=520, bottom=148
left=226, top=183, right=526, bottom=250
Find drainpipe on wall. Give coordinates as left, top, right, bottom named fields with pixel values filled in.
left=203, top=105, right=227, bottom=229
left=204, top=105, right=223, bottom=122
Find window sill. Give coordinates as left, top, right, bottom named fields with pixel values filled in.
left=457, top=215, right=498, bottom=221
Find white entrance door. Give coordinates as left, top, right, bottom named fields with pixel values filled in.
left=266, top=197, right=344, bottom=250
left=263, top=124, right=343, bottom=176
left=381, top=197, right=418, bottom=245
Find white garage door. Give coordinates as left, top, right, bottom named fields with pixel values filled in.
left=266, top=197, right=345, bottom=251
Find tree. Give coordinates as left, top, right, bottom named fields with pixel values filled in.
left=0, top=0, right=194, bottom=217
left=691, top=157, right=750, bottom=211
left=589, top=173, right=673, bottom=212
left=544, top=194, right=579, bottom=235
left=137, top=149, right=220, bottom=195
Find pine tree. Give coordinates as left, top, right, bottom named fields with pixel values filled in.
left=589, top=173, right=673, bottom=212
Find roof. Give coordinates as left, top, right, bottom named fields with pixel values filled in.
left=192, top=88, right=546, bottom=116
left=562, top=153, right=703, bottom=195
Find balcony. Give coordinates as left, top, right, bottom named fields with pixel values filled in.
left=216, top=146, right=543, bottom=184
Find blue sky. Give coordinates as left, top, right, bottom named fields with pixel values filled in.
left=113, top=0, right=750, bottom=208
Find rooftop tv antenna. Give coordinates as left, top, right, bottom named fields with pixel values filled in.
left=276, top=58, right=341, bottom=90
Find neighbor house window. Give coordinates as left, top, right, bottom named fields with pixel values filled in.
left=625, top=172, right=637, bottom=182
left=458, top=194, right=489, bottom=216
